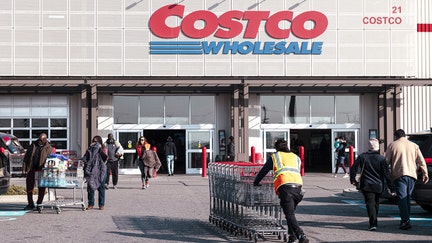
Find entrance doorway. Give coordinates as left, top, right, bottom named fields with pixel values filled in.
left=290, top=129, right=332, bottom=172
left=143, top=130, right=186, bottom=175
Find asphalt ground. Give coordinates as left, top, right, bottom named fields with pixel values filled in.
left=1, top=172, right=431, bottom=243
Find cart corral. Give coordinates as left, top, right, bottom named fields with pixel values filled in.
left=208, top=162, right=288, bottom=242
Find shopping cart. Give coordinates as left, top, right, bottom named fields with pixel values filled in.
left=35, top=156, right=86, bottom=214
left=208, top=162, right=287, bottom=242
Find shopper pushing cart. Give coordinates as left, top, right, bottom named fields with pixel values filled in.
left=253, top=139, right=310, bottom=243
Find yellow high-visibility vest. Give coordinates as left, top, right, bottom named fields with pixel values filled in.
left=272, top=151, right=303, bottom=193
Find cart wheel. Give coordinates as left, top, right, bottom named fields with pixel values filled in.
left=278, top=233, right=281, bottom=240
left=249, top=232, right=253, bottom=241
left=37, top=207, right=42, bottom=213
left=283, top=233, right=287, bottom=242
left=82, top=205, right=86, bottom=211
left=55, top=207, right=61, bottom=214
left=209, top=216, right=212, bottom=223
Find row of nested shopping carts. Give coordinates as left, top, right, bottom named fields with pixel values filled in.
left=208, top=162, right=288, bottom=242
left=35, top=154, right=86, bottom=214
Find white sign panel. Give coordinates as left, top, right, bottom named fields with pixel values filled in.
left=147, top=0, right=416, bottom=77
left=1, top=0, right=417, bottom=77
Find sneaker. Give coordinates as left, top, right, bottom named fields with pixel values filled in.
left=113, top=185, right=117, bottom=189
left=105, top=184, right=109, bottom=190
left=24, top=204, right=35, bottom=210
left=145, top=182, right=150, bottom=188
left=399, top=220, right=412, bottom=230
left=332, top=174, right=337, bottom=178
left=298, top=235, right=309, bottom=243
left=287, top=236, right=296, bottom=243
left=343, top=173, right=349, bottom=178
left=368, top=226, right=377, bottom=231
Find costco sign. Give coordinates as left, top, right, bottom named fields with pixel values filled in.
left=149, top=4, right=328, bottom=55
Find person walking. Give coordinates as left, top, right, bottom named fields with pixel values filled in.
left=350, top=138, right=395, bottom=231
left=22, top=133, right=52, bottom=210
left=141, top=146, right=161, bottom=189
left=254, top=139, right=309, bottom=243
left=385, top=129, right=429, bottom=230
left=103, top=133, right=123, bottom=189
left=163, top=136, right=177, bottom=176
left=135, top=136, right=151, bottom=189
left=83, top=135, right=108, bottom=210
left=226, top=136, right=235, bottom=161
left=333, top=136, right=349, bottom=178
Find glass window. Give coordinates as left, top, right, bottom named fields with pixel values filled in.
left=188, top=131, right=211, bottom=149
left=51, top=140, right=67, bottom=149
left=32, top=97, right=49, bottom=106
left=265, top=131, right=288, bottom=149
left=50, top=107, right=68, bottom=116
left=13, top=119, right=30, bottom=127
left=140, top=96, right=163, bottom=124
left=0, top=96, right=12, bottom=105
left=13, top=107, right=30, bottom=116
left=51, top=118, right=67, bottom=127
left=0, top=108, right=12, bottom=116
left=286, top=96, right=309, bottom=124
left=32, top=130, right=48, bottom=138
left=114, top=96, right=138, bottom=124
left=166, top=96, right=189, bottom=125
left=0, top=119, right=11, bottom=127
left=50, top=96, right=68, bottom=106
left=311, top=96, right=334, bottom=124
left=51, top=129, right=67, bottom=138
left=13, top=96, right=30, bottom=106
left=13, top=130, right=30, bottom=140
left=33, top=119, right=48, bottom=127
left=191, top=96, right=215, bottom=124
left=261, top=96, right=284, bottom=124
left=336, top=96, right=360, bottom=123
left=32, top=107, right=49, bottom=116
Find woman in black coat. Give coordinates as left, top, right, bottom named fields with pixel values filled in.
left=350, top=138, right=395, bottom=231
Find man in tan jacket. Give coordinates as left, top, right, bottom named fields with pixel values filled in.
left=385, top=129, right=429, bottom=230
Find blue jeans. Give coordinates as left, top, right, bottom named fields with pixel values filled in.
left=166, top=155, right=174, bottom=174
left=87, top=175, right=106, bottom=207
left=394, top=176, right=415, bottom=222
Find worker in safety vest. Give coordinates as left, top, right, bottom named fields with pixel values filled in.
left=254, top=138, right=309, bottom=243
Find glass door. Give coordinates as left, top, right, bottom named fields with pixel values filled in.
left=263, top=130, right=289, bottom=161
left=186, top=130, right=213, bottom=174
left=117, top=130, right=142, bottom=173
left=332, top=129, right=358, bottom=173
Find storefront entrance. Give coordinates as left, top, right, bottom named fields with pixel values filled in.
left=290, top=129, right=332, bottom=172
left=143, top=130, right=186, bottom=175
left=263, top=128, right=358, bottom=173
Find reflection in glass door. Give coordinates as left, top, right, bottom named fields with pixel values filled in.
left=117, top=130, right=142, bottom=173
left=186, top=130, right=213, bottom=174
left=332, top=129, right=358, bottom=173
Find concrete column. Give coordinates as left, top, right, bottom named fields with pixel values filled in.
left=241, top=83, right=249, bottom=158
left=380, top=85, right=401, bottom=151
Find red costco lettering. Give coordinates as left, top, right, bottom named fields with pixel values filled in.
left=149, top=4, right=328, bottom=39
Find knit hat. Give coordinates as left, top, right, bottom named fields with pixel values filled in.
left=369, top=138, right=379, bottom=151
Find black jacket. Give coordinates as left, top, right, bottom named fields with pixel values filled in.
left=350, top=150, right=395, bottom=194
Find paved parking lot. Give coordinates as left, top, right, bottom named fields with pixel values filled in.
left=1, top=173, right=431, bottom=242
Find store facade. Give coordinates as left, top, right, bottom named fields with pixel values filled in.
left=0, top=0, right=431, bottom=174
